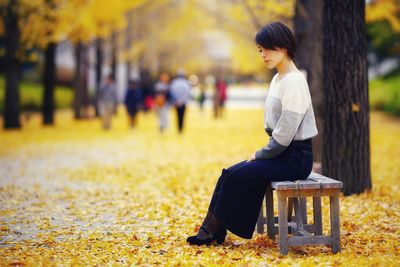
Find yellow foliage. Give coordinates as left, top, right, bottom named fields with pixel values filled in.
left=0, top=0, right=146, bottom=48
left=366, top=0, right=400, bottom=32
left=230, top=37, right=265, bottom=75
left=0, top=107, right=399, bottom=266
left=213, top=0, right=295, bottom=74
left=124, top=0, right=216, bottom=74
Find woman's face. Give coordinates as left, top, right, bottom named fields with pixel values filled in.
left=258, top=46, right=286, bottom=69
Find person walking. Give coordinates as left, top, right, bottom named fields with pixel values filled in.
left=170, top=69, right=191, bottom=134
left=186, top=22, right=318, bottom=245
left=198, top=83, right=206, bottom=111
left=154, top=73, right=171, bottom=133
left=124, top=79, right=142, bottom=129
left=98, top=74, right=117, bottom=130
left=213, top=78, right=228, bottom=118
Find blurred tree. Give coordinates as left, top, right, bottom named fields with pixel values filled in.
left=43, top=41, right=56, bottom=125
left=366, top=0, right=400, bottom=31
left=42, top=0, right=58, bottom=125
left=0, top=0, right=146, bottom=122
left=0, top=0, right=69, bottom=126
left=110, top=32, right=117, bottom=80
left=367, top=20, right=400, bottom=60
left=201, top=0, right=294, bottom=76
left=293, top=0, right=324, bottom=162
left=94, top=37, right=103, bottom=117
left=125, top=10, right=134, bottom=85
left=2, top=0, right=21, bottom=129
left=323, top=0, right=371, bottom=195
left=366, top=0, right=400, bottom=61
left=73, top=42, right=90, bottom=119
left=58, top=0, right=145, bottom=118
left=124, top=0, right=215, bottom=77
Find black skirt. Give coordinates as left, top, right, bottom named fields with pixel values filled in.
left=209, top=139, right=313, bottom=239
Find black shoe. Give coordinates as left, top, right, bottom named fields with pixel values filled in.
left=186, top=226, right=227, bottom=246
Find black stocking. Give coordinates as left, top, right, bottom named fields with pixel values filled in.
left=197, top=211, right=222, bottom=240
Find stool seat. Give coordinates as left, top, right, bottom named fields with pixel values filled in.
left=256, top=172, right=343, bottom=255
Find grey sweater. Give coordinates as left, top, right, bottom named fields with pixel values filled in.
left=255, top=72, right=318, bottom=160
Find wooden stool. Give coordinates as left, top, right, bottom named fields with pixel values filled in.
left=256, top=172, right=343, bottom=255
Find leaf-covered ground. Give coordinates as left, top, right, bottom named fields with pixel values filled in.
left=0, top=107, right=399, bottom=266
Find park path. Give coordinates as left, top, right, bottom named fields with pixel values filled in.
left=0, top=109, right=399, bottom=266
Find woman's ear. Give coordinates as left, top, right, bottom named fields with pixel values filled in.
left=276, top=47, right=287, bottom=55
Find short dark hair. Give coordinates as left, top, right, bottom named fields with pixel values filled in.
left=129, top=79, right=139, bottom=87
left=255, top=22, right=297, bottom=60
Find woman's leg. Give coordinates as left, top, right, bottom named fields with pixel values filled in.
left=208, top=161, right=249, bottom=211
left=160, top=106, right=168, bottom=130
left=194, top=161, right=249, bottom=240
left=214, top=157, right=299, bottom=239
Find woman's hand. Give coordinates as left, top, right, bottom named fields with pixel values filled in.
left=247, top=152, right=256, bottom=162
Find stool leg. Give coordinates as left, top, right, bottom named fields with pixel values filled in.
left=257, top=205, right=264, bottom=234
left=292, top=197, right=304, bottom=231
left=266, top=186, right=275, bottom=239
left=300, top=197, right=307, bottom=224
left=287, top=198, right=293, bottom=222
left=330, top=194, right=341, bottom=253
left=278, top=194, right=288, bottom=255
left=313, top=197, right=323, bottom=235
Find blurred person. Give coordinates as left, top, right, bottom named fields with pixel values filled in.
left=141, top=72, right=154, bottom=112
left=124, top=79, right=142, bottom=129
left=170, top=69, right=191, bottom=133
left=187, top=22, right=318, bottom=245
left=154, top=73, right=171, bottom=133
left=213, top=78, right=228, bottom=118
left=98, top=74, right=117, bottom=130
left=197, top=83, right=206, bottom=111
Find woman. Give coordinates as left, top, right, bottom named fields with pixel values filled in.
left=187, top=22, right=318, bottom=245
left=154, top=73, right=171, bottom=133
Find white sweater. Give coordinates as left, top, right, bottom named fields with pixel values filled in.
left=170, top=77, right=191, bottom=106
left=255, top=71, right=318, bottom=159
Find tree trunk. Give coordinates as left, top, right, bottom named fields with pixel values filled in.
left=42, top=42, right=57, bottom=125
left=81, top=44, right=90, bottom=117
left=74, top=42, right=82, bottom=119
left=3, top=0, right=21, bottom=129
left=111, top=32, right=118, bottom=114
left=111, top=32, right=117, bottom=80
left=126, top=11, right=133, bottom=85
left=294, top=0, right=323, bottom=163
left=322, top=0, right=371, bottom=195
left=74, top=42, right=90, bottom=119
left=95, top=38, right=103, bottom=117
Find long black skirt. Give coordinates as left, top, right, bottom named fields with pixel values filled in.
left=209, top=139, right=313, bottom=239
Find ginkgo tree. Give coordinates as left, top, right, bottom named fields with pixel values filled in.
left=199, top=0, right=294, bottom=77
left=366, top=0, right=400, bottom=60
left=123, top=0, right=215, bottom=78
left=0, top=0, right=146, bottom=127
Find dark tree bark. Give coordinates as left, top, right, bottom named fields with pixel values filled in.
left=74, top=42, right=82, bottom=119
left=3, top=0, right=21, bottom=129
left=110, top=32, right=118, bottom=114
left=111, top=32, right=117, bottom=80
left=73, top=42, right=89, bottom=119
left=322, top=0, right=371, bottom=195
left=126, top=11, right=133, bottom=85
left=95, top=38, right=103, bottom=116
left=294, top=0, right=324, bottom=163
left=81, top=44, right=90, bottom=117
left=42, top=42, right=57, bottom=125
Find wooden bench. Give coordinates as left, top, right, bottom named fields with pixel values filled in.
left=256, top=172, right=343, bottom=255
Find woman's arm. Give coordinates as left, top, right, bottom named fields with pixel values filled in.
left=254, top=137, right=287, bottom=160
